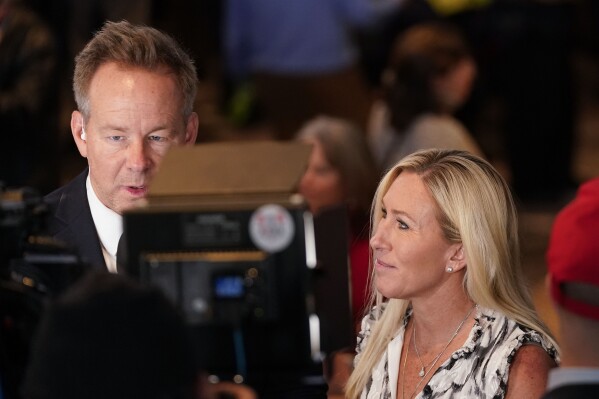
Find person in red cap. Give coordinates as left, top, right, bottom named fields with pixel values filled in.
left=544, top=177, right=599, bottom=398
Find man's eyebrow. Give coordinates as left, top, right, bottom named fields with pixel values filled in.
left=147, top=126, right=171, bottom=134
left=97, top=125, right=173, bottom=134
left=98, top=125, right=128, bottom=133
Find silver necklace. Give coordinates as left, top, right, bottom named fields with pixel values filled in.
left=413, top=324, right=436, bottom=377
left=402, top=304, right=477, bottom=399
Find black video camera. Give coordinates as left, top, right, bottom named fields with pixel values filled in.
left=0, top=184, right=88, bottom=399
left=0, top=184, right=85, bottom=296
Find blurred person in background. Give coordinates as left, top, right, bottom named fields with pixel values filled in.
left=459, top=1, right=578, bottom=203
left=0, top=0, right=59, bottom=193
left=21, top=271, right=257, bottom=399
left=223, top=0, right=404, bottom=139
left=296, top=115, right=379, bottom=328
left=21, top=271, right=199, bottom=399
left=368, top=21, right=483, bottom=172
left=295, top=116, right=380, bottom=398
left=544, top=177, right=599, bottom=398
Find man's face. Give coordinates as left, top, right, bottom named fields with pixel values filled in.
left=72, top=62, right=198, bottom=214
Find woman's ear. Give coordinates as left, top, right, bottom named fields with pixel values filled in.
left=448, top=244, right=467, bottom=272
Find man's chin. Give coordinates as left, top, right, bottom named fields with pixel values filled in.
left=115, top=197, right=149, bottom=214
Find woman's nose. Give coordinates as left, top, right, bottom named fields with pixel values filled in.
left=370, top=220, right=389, bottom=251
left=298, top=169, right=315, bottom=195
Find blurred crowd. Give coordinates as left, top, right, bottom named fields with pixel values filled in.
left=2, top=0, right=598, bottom=203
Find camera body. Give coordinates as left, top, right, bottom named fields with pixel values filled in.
left=123, top=201, right=353, bottom=383
left=1, top=185, right=86, bottom=399
left=121, top=142, right=354, bottom=388
left=1, top=186, right=85, bottom=296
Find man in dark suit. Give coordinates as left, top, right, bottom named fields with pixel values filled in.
left=544, top=177, right=599, bottom=398
left=44, top=170, right=105, bottom=270
left=44, top=20, right=199, bottom=272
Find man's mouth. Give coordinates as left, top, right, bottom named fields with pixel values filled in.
left=124, top=185, right=147, bottom=197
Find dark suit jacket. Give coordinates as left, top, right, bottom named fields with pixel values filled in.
left=542, top=384, right=599, bottom=399
left=44, top=169, right=106, bottom=270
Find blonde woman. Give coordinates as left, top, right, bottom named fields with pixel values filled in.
left=346, top=149, right=558, bottom=399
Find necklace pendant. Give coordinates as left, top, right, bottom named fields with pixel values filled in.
left=419, top=368, right=425, bottom=377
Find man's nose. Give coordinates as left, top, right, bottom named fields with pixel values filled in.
left=126, top=140, right=151, bottom=171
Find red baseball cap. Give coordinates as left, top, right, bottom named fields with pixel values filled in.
left=546, top=177, right=599, bottom=321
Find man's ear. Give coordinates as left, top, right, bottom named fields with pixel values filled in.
left=184, top=112, right=199, bottom=145
left=71, top=111, right=88, bottom=158
left=448, top=244, right=467, bottom=272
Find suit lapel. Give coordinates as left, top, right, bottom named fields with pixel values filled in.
left=53, top=171, right=106, bottom=270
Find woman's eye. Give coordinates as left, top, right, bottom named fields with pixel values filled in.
left=397, top=219, right=409, bottom=230
left=381, top=208, right=387, bottom=218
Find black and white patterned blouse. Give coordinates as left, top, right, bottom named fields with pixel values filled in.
left=355, top=305, right=559, bottom=399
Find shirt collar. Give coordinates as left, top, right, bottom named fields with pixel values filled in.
left=86, top=174, right=123, bottom=258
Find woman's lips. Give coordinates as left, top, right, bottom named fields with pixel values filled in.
left=375, top=258, right=395, bottom=270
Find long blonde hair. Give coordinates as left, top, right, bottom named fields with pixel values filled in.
left=346, top=149, right=558, bottom=398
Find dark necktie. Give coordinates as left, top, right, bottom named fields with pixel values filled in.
left=116, top=234, right=127, bottom=274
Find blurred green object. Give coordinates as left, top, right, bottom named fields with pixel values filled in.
left=427, top=0, right=492, bottom=16
left=227, top=82, right=257, bottom=127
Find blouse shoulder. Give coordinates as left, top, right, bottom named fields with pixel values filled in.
left=418, top=307, right=558, bottom=399
left=476, top=307, right=558, bottom=363
left=471, top=307, right=559, bottom=397
left=355, top=303, right=410, bottom=355
left=355, top=303, right=385, bottom=356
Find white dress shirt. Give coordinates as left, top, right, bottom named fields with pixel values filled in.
left=86, top=175, right=122, bottom=273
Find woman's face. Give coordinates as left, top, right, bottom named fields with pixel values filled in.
left=299, top=140, right=345, bottom=214
left=433, top=57, right=477, bottom=112
left=370, top=171, right=460, bottom=300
